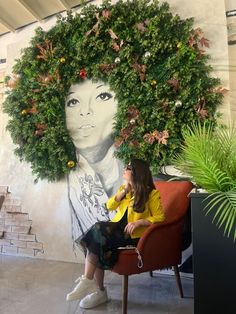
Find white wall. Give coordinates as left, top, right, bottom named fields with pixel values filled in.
left=0, top=0, right=231, bottom=262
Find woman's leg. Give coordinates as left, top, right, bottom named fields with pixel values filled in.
left=94, top=268, right=105, bottom=290
left=66, top=255, right=98, bottom=301
left=84, top=251, right=105, bottom=288
left=79, top=266, right=107, bottom=309
left=84, top=253, right=98, bottom=280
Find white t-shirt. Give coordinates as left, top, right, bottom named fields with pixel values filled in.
left=67, top=146, right=123, bottom=252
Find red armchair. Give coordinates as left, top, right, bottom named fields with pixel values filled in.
left=112, top=181, right=193, bottom=314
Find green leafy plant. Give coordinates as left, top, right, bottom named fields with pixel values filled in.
left=173, top=123, right=236, bottom=241
left=3, top=0, right=224, bottom=181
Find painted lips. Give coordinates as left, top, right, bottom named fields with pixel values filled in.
left=79, top=124, right=95, bottom=129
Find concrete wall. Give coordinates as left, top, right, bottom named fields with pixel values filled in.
left=0, top=0, right=231, bottom=262
left=167, top=0, right=230, bottom=122
left=225, top=0, right=236, bottom=122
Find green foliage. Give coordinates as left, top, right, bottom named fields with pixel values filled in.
left=173, top=123, right=236, bottom=241
left=3, top=0, right=224, bottom=181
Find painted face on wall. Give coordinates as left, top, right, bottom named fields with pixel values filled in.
left=65, top=80, right=117, bottom=150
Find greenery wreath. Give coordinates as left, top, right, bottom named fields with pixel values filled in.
left=3, top=0, right=224, bottom=181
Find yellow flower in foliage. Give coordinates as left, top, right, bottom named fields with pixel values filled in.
left=177, top=42, right=182, bottom=48
left=60, top=57, right=66, bottom=63
left=67, top=160, right=75, bottom=168
left=21, top=109, right=28, bottom=115
left=151, top=80, right=157, bottom=86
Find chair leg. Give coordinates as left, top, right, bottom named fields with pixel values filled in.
left=122, top=275, right=128, bottom=314
left=149, top=271, right=153, bottom=277
left=173, top=265, right=184, bottom=298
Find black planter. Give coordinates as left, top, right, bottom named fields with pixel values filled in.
left=190, top=192, right=236, bottom=314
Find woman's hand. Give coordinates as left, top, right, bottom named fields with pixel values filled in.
left=124, top=219, right=151, bottom=235
left=124, top=221, right=140, bottom=235
left=124, top=219, right=142, bottom=234
left=124, top=182, right=132, bottom=194
left=115, top=182, right=132, bottom=202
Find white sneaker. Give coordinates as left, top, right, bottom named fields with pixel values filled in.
left=66, top=275, right=97, bottom=302
left=79, top=288, right=108, bottom=309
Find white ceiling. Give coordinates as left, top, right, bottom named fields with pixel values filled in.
left=0, top=0, right=93, bottom=36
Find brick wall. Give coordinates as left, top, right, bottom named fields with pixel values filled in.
left=0, top=186, right=44, bottom=257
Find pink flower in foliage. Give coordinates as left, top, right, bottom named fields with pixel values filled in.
left=194, top=98, right=208, bottom=119
left=143, top=132, right=156, bottom=144
left=167, top=78, right=179, bottom=92
left=35, top=123, right=47, bottom=137
left=155, top=130, right=169, bottom=145
left=127, top=106, right=140, bottom=122
left=121, top=127, right=134, bottom=140
left=129, top=140, right=140, bottom=148
left=102, top=10, right=110, bottom=19
left=135, top=22, right=147, bottom=32
left=114, top=137, right=124, bottom=148
left=143, top=130, right=169, bottom=145
left=196, top=106, right=208, bottom=118
left=128, top=106, right=140, bottom=118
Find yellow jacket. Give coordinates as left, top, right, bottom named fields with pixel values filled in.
left=106, top=185, right=165, bottom=238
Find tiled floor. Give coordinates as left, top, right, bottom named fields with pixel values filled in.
left=0, top=255, right=193, bottom=314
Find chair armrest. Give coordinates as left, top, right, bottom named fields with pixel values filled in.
left=136, top=217, right=185, bottom=269
left=112, top=219, right=185, bottom=275
left=137, top=217, right=183, bottom=249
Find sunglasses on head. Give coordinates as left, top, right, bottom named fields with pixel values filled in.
left=125, top=165, right=133, bottom=171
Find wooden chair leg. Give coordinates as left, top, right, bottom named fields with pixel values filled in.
left=173, top=265, right=184, bottom=298
left=122, top=275, right=128, bottom=314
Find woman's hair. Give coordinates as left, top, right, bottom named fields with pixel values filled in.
left=3, top=0, right=222, bottom=181
left=130, top=158, right=155, bottom=213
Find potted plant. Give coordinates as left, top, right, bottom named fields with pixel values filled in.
left=173, top=122, right=236, bottom=314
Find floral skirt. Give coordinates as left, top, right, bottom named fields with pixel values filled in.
left=76, top=214, right=139, bottom=270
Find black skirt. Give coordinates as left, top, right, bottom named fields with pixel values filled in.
left=76, top=211, right=139, bottom=270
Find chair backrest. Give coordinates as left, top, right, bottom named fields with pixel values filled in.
left=154, top=181, right=193, bottom=224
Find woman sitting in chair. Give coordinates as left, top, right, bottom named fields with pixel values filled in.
left=66, top=158, right=165, bottom=309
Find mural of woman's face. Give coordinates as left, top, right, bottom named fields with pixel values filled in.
left=65, top=80, right=117, bottom=150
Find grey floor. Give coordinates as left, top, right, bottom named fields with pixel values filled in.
left=0, top=255, right=193, bottom=314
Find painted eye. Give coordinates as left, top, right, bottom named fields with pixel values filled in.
left=96, top=92, right=112, bottom=101
left=66, top=98, right=80, bottom=107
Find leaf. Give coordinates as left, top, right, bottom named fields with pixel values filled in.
left=167, top=78, right=179, bottom=91
left=174, top=123, right=236, bottom=241
left=135, top=22, right=147, bottom=32
left=111, top=41, right=120, bottom=52
left=213, top=87, right=229, bottom=95
left=200, top=37, right=210, bottom=48
left=108, top=29, right=118, bottom=40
